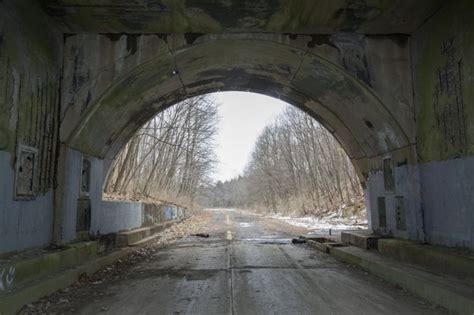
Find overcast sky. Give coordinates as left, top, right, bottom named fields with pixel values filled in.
left=211, top=91, right=289, bottom=183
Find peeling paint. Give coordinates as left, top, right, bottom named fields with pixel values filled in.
left=414, top=0, right=474, bottom=162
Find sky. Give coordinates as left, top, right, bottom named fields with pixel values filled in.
left=211, top=91, right=289, bottom=183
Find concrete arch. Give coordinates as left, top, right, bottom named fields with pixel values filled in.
left=65, top=38, right=411, bottom=182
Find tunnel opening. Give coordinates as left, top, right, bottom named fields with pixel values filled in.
left=101, top=91, right=367, bottom=236
left=60, top=37, right=416, bottom=246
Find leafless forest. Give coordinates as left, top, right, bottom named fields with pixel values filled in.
left=105, top=96, right=363, bottom=217
left=199, top=107, right=363, bottom=216
left=105, top=96, right=218, bottom=206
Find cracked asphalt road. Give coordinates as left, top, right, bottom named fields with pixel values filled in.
left=31, top=209, right=445, bottom=314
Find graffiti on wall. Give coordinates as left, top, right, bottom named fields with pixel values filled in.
left=0, top=266, right=15, bottom=291
left=433, top=37, right=467, bottom=157
left=143, top=203, right=187, bottom=226
left=164, top=206, right=174, bottom=221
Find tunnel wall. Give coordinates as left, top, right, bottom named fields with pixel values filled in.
left=59, top=147, right=191, bottom=240
left=419, top=157, right=474, bottom=248
left=59, top=148, right=106, bottom=242
left=364, top=0, right=474, bottom=250
left=412, top=0, right=474, bottom=249
left=0, top=0, right=63, bottom=253
left=59, top=148, right=138, bottom=241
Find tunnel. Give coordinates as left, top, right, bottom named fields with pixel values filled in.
left=0, top=0, right=473, bottom=313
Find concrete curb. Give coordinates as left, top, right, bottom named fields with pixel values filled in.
left=0, top=241, right=98, bottom=289
left=377, top=239, right=474, bottom=279
left=306, top=240, right=330, bottom=253
left=327, top=246, right=474, bottom=315
left=116, top=219, right=184, bottom=247
left=0, top=218, right=189, bottom=314
left=0, top=248, right=134, bottom=315
left=128, top=219, right=186, bottom=247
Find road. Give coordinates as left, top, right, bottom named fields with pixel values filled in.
left=34, top=209, right=444, bottom=314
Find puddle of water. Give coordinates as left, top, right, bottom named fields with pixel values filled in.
left=204, top=208, right=235, bottom=212
left=240, top=238, right=292, bottom=244
left=239, top=222, right=253, bottom=228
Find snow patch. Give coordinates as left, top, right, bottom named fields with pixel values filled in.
left=269, top=211, right=367, bottom=231
left=239, top=222, right=253, bottom=228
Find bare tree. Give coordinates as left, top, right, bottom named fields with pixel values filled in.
left=105, top=95, right=218, bottom=207
left=200, top=106, right=362, bottom=216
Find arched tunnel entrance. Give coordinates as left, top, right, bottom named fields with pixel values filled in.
left=57, top=36, right=419, bottom=245
left=102, top=91, right=367, bottom=232
left=64, top=38, right=412, bottom=181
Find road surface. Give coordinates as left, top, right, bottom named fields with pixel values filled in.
left=31, top=209, right=444, bottom=314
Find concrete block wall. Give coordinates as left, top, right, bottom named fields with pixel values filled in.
left=420, top=157, right=474, bottom=249
left=94, top=200, right=189, bottom=236
left=0, top=143, right=190, bottom=255
left=60, top=148, right=105, bottom=242
left=62, top=148, right=190, bottom=239
left=366, top=164, right=424, bottom=242
left=0, top=151, right=54, bottom=253
left=93, top=201, right=143, bottom=235
left=143, top=203, right=188, bottom=226
left=366, top=154, right=474, bottom=250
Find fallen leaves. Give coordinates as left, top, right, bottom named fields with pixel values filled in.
left=18, top=213, right=211, bottom=315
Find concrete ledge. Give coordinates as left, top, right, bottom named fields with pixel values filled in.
left=116, top=220, right=181, bottom=247
left=0, top=248, right=133, bottom=315
left=303, top=236, right=344, bottom=254
left=129, top=234, right=161, bottom=247
left=0, top=242, right=97, bottom=289
left=307, top=240, right=330, bottom=253
left=329, top=246, right=474, bottom=314
left=116, top=227, right=152, bottom=246
left=0, top=219, right=184, bottom=314
left=340, top=230, right=380, bottom=249
left=150, top=221, right=175, bottom=234
left=378, top=239, right=474, bottom=279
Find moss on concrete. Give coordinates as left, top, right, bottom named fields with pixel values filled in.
left=266, top=0, right=391, bottom=32
left=0, top=221, right=183, bottom=314
left=414, top=0, right=474, bottom=162
left=0, top=0, right=62, bottom=156
left=378, top=239, right=474, bottom=279
left=54, top=0, right=222, bottom=33
left=0, top=247, right=134, bottom=315
left=46, top=0, right=437, bottom=34
left=0, top=241, right=98, bottom=289
left=330, top=246, right=474, bottom=314
left=68, top=37, right=410, bottom=170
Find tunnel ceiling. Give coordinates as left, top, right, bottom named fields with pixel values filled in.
left=45, top=0, right=443, bottom=34
left=65, top=38, right=411, bottom=182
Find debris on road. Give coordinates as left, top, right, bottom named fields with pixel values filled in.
left=191, top=233, right=210, bottom=238
left=18, top=212, right=212, bottom=315
left=292, top=238, right=307, bottom=244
